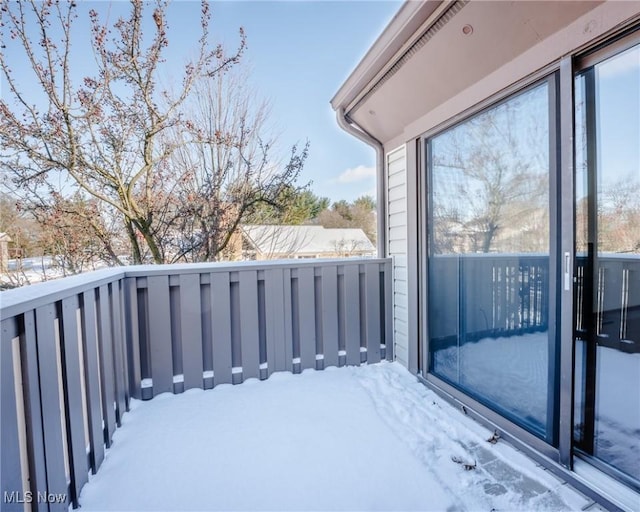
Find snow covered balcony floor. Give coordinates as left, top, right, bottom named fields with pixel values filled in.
left=2, top=259, right=393, bottom=511
left=77, top=362, right=598, bottom=511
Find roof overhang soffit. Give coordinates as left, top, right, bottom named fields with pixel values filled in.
left=335, top=1, right=606, bottom=143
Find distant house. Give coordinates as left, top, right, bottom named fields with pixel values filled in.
left=0, top=232, right=11, bottom=272
left=240, top=225, right=375, bottom=260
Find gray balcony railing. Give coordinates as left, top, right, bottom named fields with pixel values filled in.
left=429, top=254, right=550, bottom=346
left=575, top=254, right=640, bottom=353
left=429, top=253, right=639, bottom=353
left=0, top=258, right=392, bottom=511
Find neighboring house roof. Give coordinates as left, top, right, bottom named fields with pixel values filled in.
left=0, top=232, right=11, bottom=242
left=241, top=225, right=375, bottom=256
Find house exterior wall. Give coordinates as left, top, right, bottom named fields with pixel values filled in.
left=386, top=146, right=410, bottom=369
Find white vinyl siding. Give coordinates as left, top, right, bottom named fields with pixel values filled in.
left=386, top=146, right=409, bottom=368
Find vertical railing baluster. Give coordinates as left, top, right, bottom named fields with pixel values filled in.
left=124, top=278, right=141, bottom=400
left=118, top=279, right=131, bottom=409
left=344, top=264, right=361, bottom=366
left=60, top=295, right=89, bottom=506
left=321, top=265, right=339, bottom=368
left=96, top=286, right=116, bottom=445
left=80, top=290, right=105, bottom=473
left=211, top=272, right=233, bottom=385
left=297, top=266, right=316, bottom=370
left=35, top=304, right=69, bottom=511
left=146, top=276, right=173, bottom=396
left=239, top=270, right=260, bottom=380
left=110, top=282, right=126, bottom=424
left=258, top=275, right=267, bottom=378
left=365, top=263, right=381, bottom=363
left=359, top=265, right=367, bottom=362
left=201, top=279, right=214, bottom=389
left=1, top=317, right=26, bottom=512
left=264, top=268, right=285, bottom=375
left=283, top=268, right=294, bottom=372
left=314, top=272, right=323, bottom=369
left=180, top=273, right=204, bottom=390
left=384, top=259, right=394, bottom=360
left=20, top=310, right=49, bottom=510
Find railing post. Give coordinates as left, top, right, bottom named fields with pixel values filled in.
left=60, top=295, right=89, bottom=506
left=124, top=277, right=141, bottom=400
left=321, top=265, right=339, bottom=368
left=34, top=304, right=69, bottom=511
left=80, top=290, right=105, bottom=473
left=179, top=273, right=204, bottom=390
left=264, top=268, right=286, bottom=374
left=344, top=264, right=361, bottom=366
left=384, top=259, right=394, bottom=361
left=96, top=285, right=116, bottom=446
left=296, top=266, right=316, bottom=371
left=20, top=310, right=49, bottom=511
left=146, top=276, right=173, bottom=396
left=238, top=271, right=260, bottom=380
left=211, top=272, right=233, bottom=385
left=110, top=282, right=127, bottom=424
left=365, top=263, right=381, bottom=363
left=1, top=317, right=26, bottom=512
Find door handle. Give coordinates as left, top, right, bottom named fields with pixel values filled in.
left=564, top=251, right=571, bottom=291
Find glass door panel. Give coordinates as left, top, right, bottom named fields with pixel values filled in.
left=427, top=79, right=556, bottom=441
left=574, top=42, right=640, bottom=486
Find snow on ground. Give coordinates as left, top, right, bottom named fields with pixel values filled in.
left=79, top=362, right=593, bottom=511
left=432, top=332, right=549, bottom=431
left=433, top=332, right=640, bottom=481
left=1, top=257, right=110, bottom=287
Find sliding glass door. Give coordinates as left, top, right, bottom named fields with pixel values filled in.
left=574, top=40, right=640, bottom=487
left=426, top=77, right=557, bottom=442
left=421, top=27, right=639, bottom=492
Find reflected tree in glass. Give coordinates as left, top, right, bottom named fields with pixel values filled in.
left=431, top=85, right=549, bottom=255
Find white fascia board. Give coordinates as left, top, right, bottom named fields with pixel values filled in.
left=330, top=0, right=444, bottom=113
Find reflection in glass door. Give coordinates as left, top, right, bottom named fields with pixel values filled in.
left=427, top=79, right=556, bottom=441
left=574, top=41, right=640, bottom=487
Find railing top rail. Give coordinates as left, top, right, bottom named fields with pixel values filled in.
left=1, top=258, right=391, bottom=320
left=431, top=253, right=550, bottom=259
left=575, top=253, right=640, bottom=261
left=1, top=267, right=126, bottom=320
left=122, top=257, right=389, bottom=277
left=432, top=252, right=640, bottom=260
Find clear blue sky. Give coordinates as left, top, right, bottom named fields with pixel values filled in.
left=184, top=0, right=403, bottom=202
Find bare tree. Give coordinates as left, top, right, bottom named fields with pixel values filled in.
left=431, top=86, right=549, bottom=254
left=330, top=238, right=370, bottom=258
left=165, top=67, right=309, bottom=262
left=31, top=191, right=124, bottom=273
left=598, top=174, right=640, bottom=253
left=0, top=191, right=43, bottom=258
left=1, top=0, right=246, bottom=264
